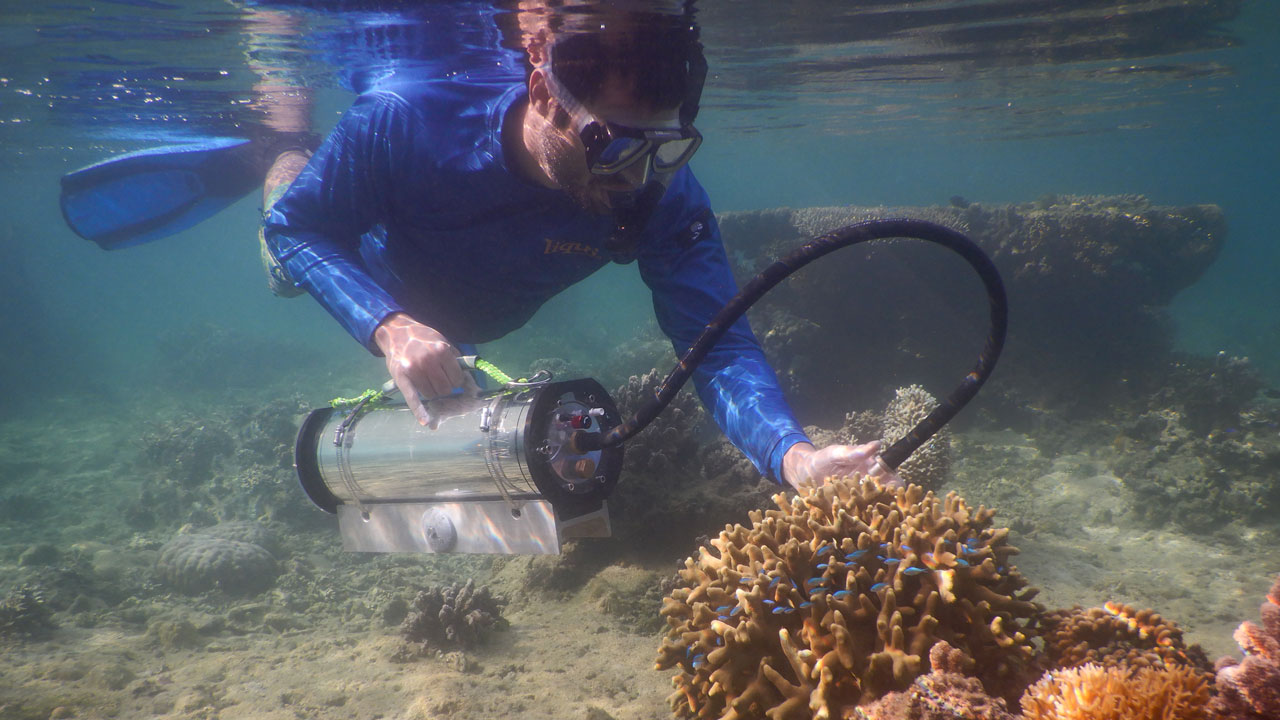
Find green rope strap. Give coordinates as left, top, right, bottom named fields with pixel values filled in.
left=473, top=357, right=520, bottom=386
left=327, top=357, right=526, bottom=410
left=329, top=386, right=390, bottom=410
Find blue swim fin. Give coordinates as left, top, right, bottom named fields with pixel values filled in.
left=60, top=137, right=267, bottom=250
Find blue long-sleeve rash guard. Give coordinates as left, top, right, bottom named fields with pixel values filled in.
left=263, top=75, right=810, bottom=482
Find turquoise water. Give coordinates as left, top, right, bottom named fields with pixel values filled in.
left=2, top=0, right=1276, bottom=407
left=2, top=2, right=1278, bottom=719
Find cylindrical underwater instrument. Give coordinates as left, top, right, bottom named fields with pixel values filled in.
left=295, top=218, right=1008, bottom=555
left=295, top=376, right=623, bottom=554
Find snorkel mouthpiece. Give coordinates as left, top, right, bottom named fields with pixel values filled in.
left=606, top=180, right=667, bottom=259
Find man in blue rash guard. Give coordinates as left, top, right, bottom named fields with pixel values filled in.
left=261, top=2, right=898, bottom=492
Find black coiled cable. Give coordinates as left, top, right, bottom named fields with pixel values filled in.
left=575, top=218, right=1007, bottom=471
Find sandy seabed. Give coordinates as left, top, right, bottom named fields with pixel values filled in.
left=1, top=405, right=1276, bottom=720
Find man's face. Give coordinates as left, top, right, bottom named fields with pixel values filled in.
left=525, top=70, right=680, bottom=215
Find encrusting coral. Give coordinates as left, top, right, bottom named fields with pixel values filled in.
left=1040, top=603, right=1213, bottom=681
left=1209, top=574, right=1280, bottom=720
left=655, top=476, right=1043, bottom=719
left=1019, top=663, right=1211, bottom=720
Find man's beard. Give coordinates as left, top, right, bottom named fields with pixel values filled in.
left=536, top=134, right=611, bottom=215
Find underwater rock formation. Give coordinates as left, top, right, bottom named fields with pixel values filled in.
left=1111, top=353, right=1279, bottom=532
left=1209, top=574, right=1280, bottom=720
left=399, top=579, right=507, bottom=652
left=853, top=640, right=1016, bottom=719
left=1019, top=663, right=1211, bottom=720
left=1041, top=603, right=1213, bottom=680
left=716, top=196, right=1225, bottom=419
left=880, top=385, right=952, bottom=491
left=655, top=476, right=1042, bottom=718
left=156, top=523, right=279, bottom=596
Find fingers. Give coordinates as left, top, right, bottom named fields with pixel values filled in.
left=391, top=367, right=432, bottom=427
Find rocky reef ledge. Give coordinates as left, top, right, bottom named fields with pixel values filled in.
left=716, top=195, right=1225, bottom=418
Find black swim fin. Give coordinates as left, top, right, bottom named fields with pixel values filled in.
left=59, top=137, right=268, bottom=250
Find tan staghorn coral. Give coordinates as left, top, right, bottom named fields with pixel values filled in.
left=654, top=476, right=1042, bottom=719
left=1041, top=603, right=1212, bottom=681
left=1019, top=663, right=1211, bottom=720
left=1209, top=574, right=1280, bottom=720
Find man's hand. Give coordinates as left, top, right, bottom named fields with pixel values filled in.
left=373, top=312, right=478, bottom=426
left=781, top=441, right=903, bottom=492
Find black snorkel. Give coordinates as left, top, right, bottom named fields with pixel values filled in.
left=605, top=42, right=707, bottom=259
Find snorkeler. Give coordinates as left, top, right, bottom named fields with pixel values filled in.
left=72, top=0, right=900, bottom=492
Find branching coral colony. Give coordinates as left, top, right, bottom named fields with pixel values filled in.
left=656, top=477, right=1043, bottom=719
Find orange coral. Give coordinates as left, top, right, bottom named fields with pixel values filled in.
left=1020, top=663, right=1211, bottom=720
left=1041, top=604, right=1211, bottom=681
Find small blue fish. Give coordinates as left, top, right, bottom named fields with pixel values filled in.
left=771, top=606, right=795, bottom=615
left=900, top=544, right=913, bottom=552
left=832, top=590, right=852, bottom=600
left=883, top=558, right=901, bottom=566
left=805, top=577, right=828, bottom=588
left=730, top=606, right=743, bottom=617
left=763, top=598, right=776, bottom=606
left=846, top=549, right=870, bottom=560
left=692, top=654, right=706, bottom=669
left=902, top=566, right=928, bottom=576
left=954, top=558, right=970, bottom=568
left=739, top=577, right=753, bottom=584
left=769, top=577, right=782, bottom=589
left=716, top=605, right=732, bottom=613
left=965, top=538, right=980, bottom=547
left=809, top=588, right=829, bottom=598
left=871, top=583, right=889, bottom=592
left=816, top=563, right=829, bottom=570
left=718, top=615, right=730, bottom=621
left=817, top=545, right=835, bottom=557
left=799, top=601, right=813, bottom=609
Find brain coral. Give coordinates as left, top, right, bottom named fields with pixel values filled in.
left=157, top=525, right=278, bottom=596
left=1041, top=603, right=1212, bottom=680
left=654, top=476, right=1043, bottom=719
left=1020, top=663, right=1211, bottom=720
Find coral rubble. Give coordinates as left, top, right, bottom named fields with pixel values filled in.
left=655, top=476, right=1042, bottom=719
left=399, top=579, right=508, bottom=652
left=1041, top=603, right=1213, bottom=680
left=156, top=523, right=279, bottom=596
left=1209, top=574, right=1280, bottom=720
left=1020, top=663, right=1211, bottom=720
